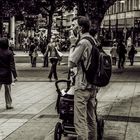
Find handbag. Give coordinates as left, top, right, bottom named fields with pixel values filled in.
left=55, top=47, right=63, bottom=61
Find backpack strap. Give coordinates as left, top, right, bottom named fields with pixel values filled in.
left=80, top=36, right=97, bottom=83
left=81, top=36, right=96, bottom=70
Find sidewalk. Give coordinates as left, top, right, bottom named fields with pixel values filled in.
left=15, top=61, right=140, bottom=82
left=0, top=70, right=139, bottom=140
left=0, top=51, right=140, bottom=140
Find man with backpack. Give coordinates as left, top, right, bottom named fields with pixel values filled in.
left=68, top=16, right=98, bottom=140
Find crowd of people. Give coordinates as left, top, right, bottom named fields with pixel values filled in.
left=110, top=38, right=137, bottom=69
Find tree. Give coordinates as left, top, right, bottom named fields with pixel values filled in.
left=63, top=0, right=117, bottom=36
left=0, top=0, right=35, bottom=36
left=34, top=0, right=63, bottom=43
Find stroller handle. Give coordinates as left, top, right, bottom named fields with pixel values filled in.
left=55, top=80, right=71, bottom=94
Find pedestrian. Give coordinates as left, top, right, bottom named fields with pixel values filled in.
left=110, top=43, right=117, bottom=65
left=23, top=36, right=28, bottom=53
left=68, top=16, right=97, bottom=140
left=55, top=39, right=61, bottom=65
left=117, top=39, right=127, bottom=69
left=46, top=37, right=59, bottom=81
left=127, top=36, right=132, bottom=52
left=128, top=45, right=137, bottom=66
left=0, top=38, right=17, bottom=109
left=8, top=37, right=15, bottom=55
left=42, top=37, right=49, bottom=67
left=29, top=40, right=38, bottom=67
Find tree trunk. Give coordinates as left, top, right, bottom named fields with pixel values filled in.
left=0, top=17, right=3, bottom=37
left=47, top=12, right=53, bottom=44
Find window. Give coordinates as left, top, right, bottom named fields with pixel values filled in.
left=130, top=0, right=133, bottom=11
left=138, top=0, right=140, bottom=10
left=117, top=2, right=121, bottom=13
left=134, top=0, right=137, bottom=10
left=127, top=0, right=130, bottom=11
left=114, top=3, right=117, bottom=13
left=120, top=3, right=123, bottom=12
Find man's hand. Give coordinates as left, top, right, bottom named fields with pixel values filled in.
left=14, top=78, right=18, bottom=82
left=70, top=67, right=77, bottom=77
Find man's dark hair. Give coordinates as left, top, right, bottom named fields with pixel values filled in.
left=0, top=38, right=9, bottom=49
left=77, top=16, right=90, bottom=33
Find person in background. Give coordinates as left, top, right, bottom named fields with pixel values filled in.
left=128, top=45, right=137, bottom=66
left=0, top=38, right=17, bottom=109
left=117, top=39, right=127, bottom=69
left=127, top=36, right=132, bottom=53
left=8, top=37, right=15, bottom=55
left=45, top=37, right=59, bottom=81
left=43, top=36, right=49, bottom=67
left=29, top=40, right=38, bottom=67
left=110, top=43, right=118, bottom=65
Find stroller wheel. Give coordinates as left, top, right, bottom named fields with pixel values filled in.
left=63, top=133, right=68, bottom=137
left=54, top=122, right=63, bottom=140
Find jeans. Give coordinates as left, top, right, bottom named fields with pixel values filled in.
left=48, top=58, right=58, bottom=80
left=129, top=55, right=134, bottom=66
left=0, top=84, right=12, bottom=107
left=43, top=55, right=48, bottom=67
left=74, top=89, right=97, bottom=140
left=118, top=55, right=125, bottom=68
left=32, top=57, right=37, bottom=67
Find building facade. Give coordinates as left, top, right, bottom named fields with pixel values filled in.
left=102, top=0, right=140, bottom=47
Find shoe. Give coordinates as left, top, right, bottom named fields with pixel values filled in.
left=6, top=105, right=14, bottom=110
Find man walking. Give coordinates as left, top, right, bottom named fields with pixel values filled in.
left=68, top=16, right=97, bottom=140
left=117, top=39, right=127, bottom=69
left=0, top=38, right=17, bottom=109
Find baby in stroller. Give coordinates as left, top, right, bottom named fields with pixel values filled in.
left=54, top=70, right=104, bottom=140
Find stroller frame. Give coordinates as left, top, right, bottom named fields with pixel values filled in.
left=54, top=80, right=104, bottom=140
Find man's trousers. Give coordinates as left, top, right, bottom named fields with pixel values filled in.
left=74, top=89, right=97, bottom=140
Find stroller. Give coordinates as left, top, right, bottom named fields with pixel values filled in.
left=54, top=77, right=104, bottom=140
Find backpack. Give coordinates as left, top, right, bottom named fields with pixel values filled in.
left=81, top=36, right=112, bottom=87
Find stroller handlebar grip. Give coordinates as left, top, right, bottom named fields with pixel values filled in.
left=55, top=80, right=71, bottom=93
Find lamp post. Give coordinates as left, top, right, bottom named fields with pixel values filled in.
left=120, top=0, right=127, bottom=44
left=115, top=0, right=119, bottom=40
left=115, top=12, right=118, bottom=40
left=0, top=16, right=3, bottom=37
left=108, top=13, right=111, bottom=39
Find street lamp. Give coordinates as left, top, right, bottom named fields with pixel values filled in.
left=120, top=0, right=127, bottom=44
left=115, top=0, right=119, bottom=40
left=108, top=12, right=111, bottom=40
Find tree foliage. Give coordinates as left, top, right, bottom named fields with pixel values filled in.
left=0, top=0, right=118, bottom=37
left=62, top=0, right=117, bottom=33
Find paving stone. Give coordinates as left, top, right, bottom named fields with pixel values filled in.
left=103, top=121, right=126, bottom=140
left=125, top=122, right=140, bottom=140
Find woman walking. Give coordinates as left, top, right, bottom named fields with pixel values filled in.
left=45, top=37, right=59, bottom=81
left=0, top=38, right=17, bottom=109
